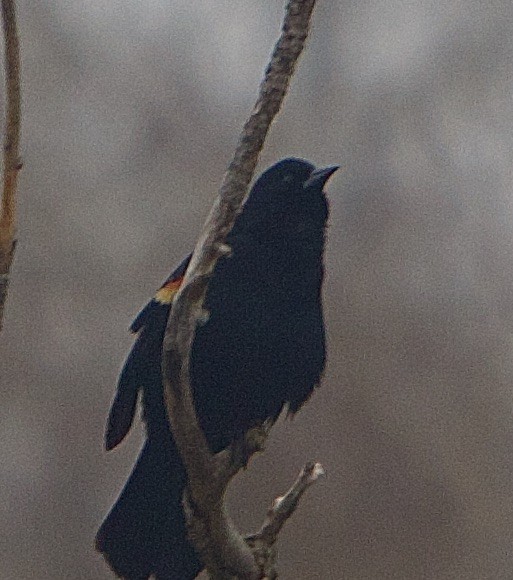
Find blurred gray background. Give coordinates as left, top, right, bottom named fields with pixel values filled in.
left=1, top=1, right=513, bottom=578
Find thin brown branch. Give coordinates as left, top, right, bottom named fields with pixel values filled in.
left=247, top=462, right=326, bottom=579
left=0, top=0, right=21, bottom=331
left=254, top=462, right=326, bottom=545
left=161, top=0, right=318, bottom=578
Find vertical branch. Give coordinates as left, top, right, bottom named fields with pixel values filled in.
left=161, top=1, right=318, bottom=577
left=0, top=0, right=21, bottom=330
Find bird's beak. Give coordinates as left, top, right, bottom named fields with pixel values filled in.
left=303, top=165, right=340, bottom=189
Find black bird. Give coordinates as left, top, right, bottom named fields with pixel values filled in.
left=96, top=158, right=338, bottom=579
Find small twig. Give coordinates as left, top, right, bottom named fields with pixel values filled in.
left=255, top=462, right=326, bottom=544
left=0, top=0, right=21, bottom=331
left=161, top=1, right=318, bottom=578
left=247, top=462, right=326, bottom=579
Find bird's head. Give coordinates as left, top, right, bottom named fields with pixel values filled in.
left=239, top=157, right=339, bottom=241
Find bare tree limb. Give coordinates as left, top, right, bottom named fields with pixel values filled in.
left=0, top=0, right=21, bottom=331
left=161, top=1, right=318, bottom=578
left=247, top=462, right=326, bottom=579
left=253, top=462, right=326, bottom=544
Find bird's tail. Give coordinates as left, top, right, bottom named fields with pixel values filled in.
left=95, top=439, right=202, bottom=580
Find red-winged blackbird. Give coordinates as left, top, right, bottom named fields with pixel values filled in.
left=96, top=158, right=338, bottom=579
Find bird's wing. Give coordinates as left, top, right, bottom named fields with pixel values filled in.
left=105, top=254, right=191, bottom=451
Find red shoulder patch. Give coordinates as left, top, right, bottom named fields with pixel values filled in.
left=154, top=275, right=184, bottom=304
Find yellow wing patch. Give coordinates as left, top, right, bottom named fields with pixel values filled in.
left=155, top=276, right=184, bottom=304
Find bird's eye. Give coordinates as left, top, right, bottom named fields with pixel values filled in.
left=282, top=174, right=294, bottom=183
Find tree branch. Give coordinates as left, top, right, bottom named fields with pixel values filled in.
left=252, top=462, right=326, bottom=545
left=0, top=0, right=21, bottom=331
left=247, top=462, right=326, bottom=579
left=161, top=1, right=319, bottom=578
